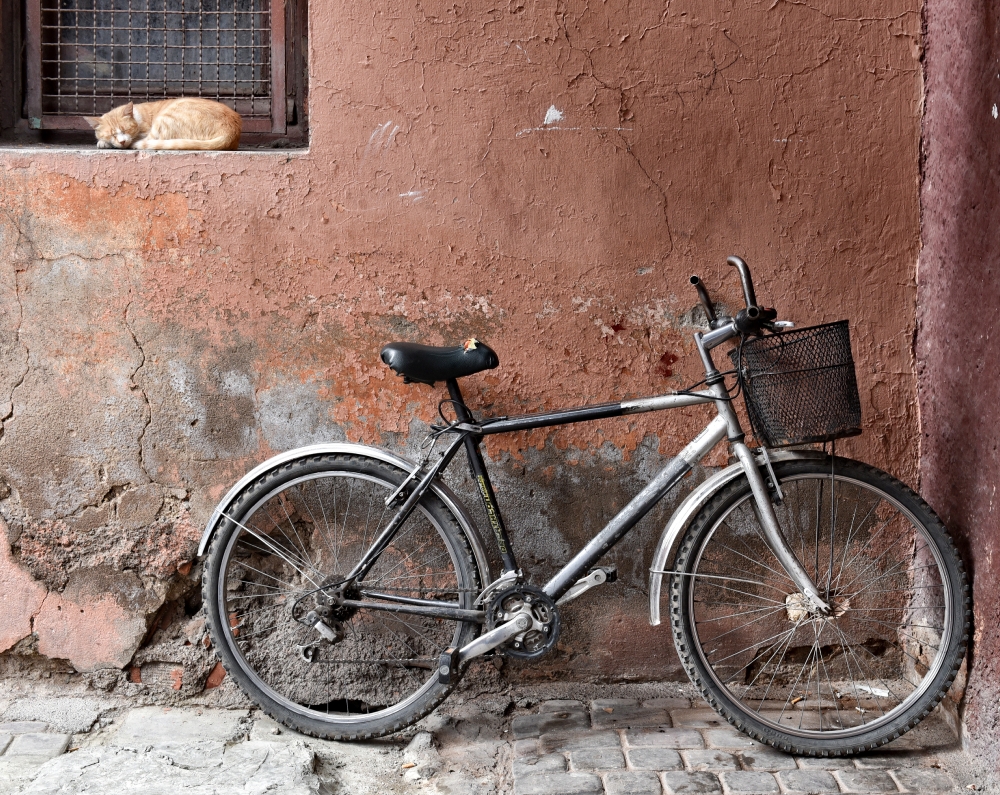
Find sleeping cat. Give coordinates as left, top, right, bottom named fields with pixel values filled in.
left=85, top=98, right=241, bottom=150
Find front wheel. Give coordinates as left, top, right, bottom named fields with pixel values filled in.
left=669, top=457, right=969, bottom=756
left=203, top=453, right=482, bottom=740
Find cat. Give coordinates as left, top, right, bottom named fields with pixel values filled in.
left=85, top=98, right=241, bottom=150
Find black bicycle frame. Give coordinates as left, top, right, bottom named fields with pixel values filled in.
left=337, top=379, right=723, bottom=624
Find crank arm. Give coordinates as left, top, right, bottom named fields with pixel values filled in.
left=556, top=566, right=616, bottom=605
left=438, top=611, right=532, bottom=683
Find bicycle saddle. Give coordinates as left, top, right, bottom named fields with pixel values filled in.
left=380, top=338, right=499, bottom=385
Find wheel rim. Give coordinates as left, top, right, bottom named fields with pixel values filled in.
left=684, top=472, right=955, bottom=739
left=216, top=468, right=471, bottom=726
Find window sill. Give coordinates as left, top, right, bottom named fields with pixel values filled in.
left=0, top=144, right=310, bottom=155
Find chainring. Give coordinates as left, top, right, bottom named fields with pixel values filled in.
left=486, top=583, right=561, bottom=660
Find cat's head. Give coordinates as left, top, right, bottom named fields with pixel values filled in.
left=85, top=102, right=141, bottom=149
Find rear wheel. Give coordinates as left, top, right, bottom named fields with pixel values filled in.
left=203, top=453, right=482, bottom=740
left=670, top=457, right=969, bottom=755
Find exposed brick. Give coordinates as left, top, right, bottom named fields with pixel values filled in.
left=661, top=771, right=722, bottom=793
left=778, top=769, right=840, bottom=794
left=513, top=772, right=604, bottom=795
left=643, top=699, right=690, bottom=710
left=681, top=750, right=739, bottom=772
left=603, top=770, right=663, bottom=795
left=720, top=771, right=779, bottom=793
left=627, top=747, right=683, bottom=771
left=834, top=769, right=899, bottom=793
left=569, top=747, right=625, bottom=771
left=891, top=768, right=955, bottom=792
left=625, top=729, right=704, bottom=749
left=852, top=753, right=930, bottom=770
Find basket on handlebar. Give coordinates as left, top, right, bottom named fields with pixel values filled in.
left=729, top=320, right=862, bottom=448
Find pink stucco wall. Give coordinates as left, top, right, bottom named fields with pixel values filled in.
left=0, top=0, right=922, bottom=689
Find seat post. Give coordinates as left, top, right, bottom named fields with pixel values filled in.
left=445, top=379, right=519, bottom=574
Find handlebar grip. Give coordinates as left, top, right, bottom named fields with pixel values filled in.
left=727, top=256, right=758, bottom=309
left=689, top=275, right=718, bottom=325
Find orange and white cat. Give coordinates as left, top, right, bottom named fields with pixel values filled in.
left=86, top=98, right=241, bottom=150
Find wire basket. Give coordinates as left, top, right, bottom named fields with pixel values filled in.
left=730, top=320, right=862, bottom=448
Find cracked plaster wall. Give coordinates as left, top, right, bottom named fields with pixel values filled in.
left=0, top=0, right=922, bottom=687
left=918, top=0, right=1000, bottom=767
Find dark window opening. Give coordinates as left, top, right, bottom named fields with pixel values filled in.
left=1, top=0, right=307, bottom=147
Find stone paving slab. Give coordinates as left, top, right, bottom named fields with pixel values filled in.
left=779, top=768, right=840, bottom=793
left=662, top=771, right=723, bottom=793
left=515, top=771, right=605, bottom=795
left=0, top=723, right=48, bottom=735
left=834, top=768, right=899, bottom=792
left=720, top=770, right=779, bottom=793
left=6, top=734, right=70, bottom=758
left=510, top=698, right=979, bottom=795
left=111, top=706, right=248, bottom=769
left=591, top=699, right=673, bottom=730
left=18, top=741, right=323, bottom=795
left=625, top=728, right=704, bottom=749
left=2, top=697, right=105, bottom=734
left=603, top=770, right=662, bottom=795
left=892, top=767, right=956, bottom=791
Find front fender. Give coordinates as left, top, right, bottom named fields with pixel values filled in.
left=648, top=449, right=825, bottom=626
left=197, top=443, right=493, bottom=587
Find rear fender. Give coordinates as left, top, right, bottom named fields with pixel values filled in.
left=197, top=443, right=493, bottom=587
left=648, top=449, right=825, bottom=626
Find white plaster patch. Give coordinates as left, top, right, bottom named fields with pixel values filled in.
left=992, top=104, right=998, bottom=120
left=543, top=105, right=564, bottom=126
left=399, top=190, right=428, bottom=202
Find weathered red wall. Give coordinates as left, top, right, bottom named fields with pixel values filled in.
left=0, top=0, right=922, bottom=691
left=918, top=0, right=1000, bottom=765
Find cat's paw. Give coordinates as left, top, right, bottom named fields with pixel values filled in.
left=131, top=139, right=148, bottom=149
left=96, top=140, right=111, bottom=149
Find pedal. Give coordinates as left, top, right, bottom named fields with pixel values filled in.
left=437, top=647, right=460, bottom=685
left=556, top=567, right=616, bottom=605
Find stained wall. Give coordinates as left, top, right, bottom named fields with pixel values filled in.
left=917, top=0, right=1000, bottom=766
left=0, top=0, right=922, bottom=690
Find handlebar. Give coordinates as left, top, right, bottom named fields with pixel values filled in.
left=690, top=256, right=778, bottom=336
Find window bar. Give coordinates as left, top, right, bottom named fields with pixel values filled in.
left=26, top=0, right=44, bottom=127
left=270, top=0, right=285, bottom=133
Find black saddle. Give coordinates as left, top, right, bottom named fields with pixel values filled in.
left=380, top=338, right=500, bottom=385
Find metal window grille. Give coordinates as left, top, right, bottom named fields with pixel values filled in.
left=25, top=0, right=286, bottom=133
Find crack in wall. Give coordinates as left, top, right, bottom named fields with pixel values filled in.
left=123, top=300, right=153, bottom=485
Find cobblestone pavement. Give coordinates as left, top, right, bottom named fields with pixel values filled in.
left=510, top=697, right=979, bottom=795
left=0, top=682, right=989, bottom=794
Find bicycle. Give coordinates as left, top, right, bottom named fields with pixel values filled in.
left=198, top=257, right=969, bottom=756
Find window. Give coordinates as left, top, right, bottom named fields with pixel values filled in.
left=1, top=0, right=307, bottom=145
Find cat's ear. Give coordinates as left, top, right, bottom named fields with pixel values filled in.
left=123, top=102, right=135, bottom=118
left=84, top=117, right=102, bottom=129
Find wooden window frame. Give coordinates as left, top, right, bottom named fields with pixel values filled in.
left=1, top=0, right=307, bottom=145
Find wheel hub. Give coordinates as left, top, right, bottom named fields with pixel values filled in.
left=785, top=591, right=850, bottom=622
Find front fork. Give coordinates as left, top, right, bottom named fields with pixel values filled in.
left=732, top=442, right=831, bottom=615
